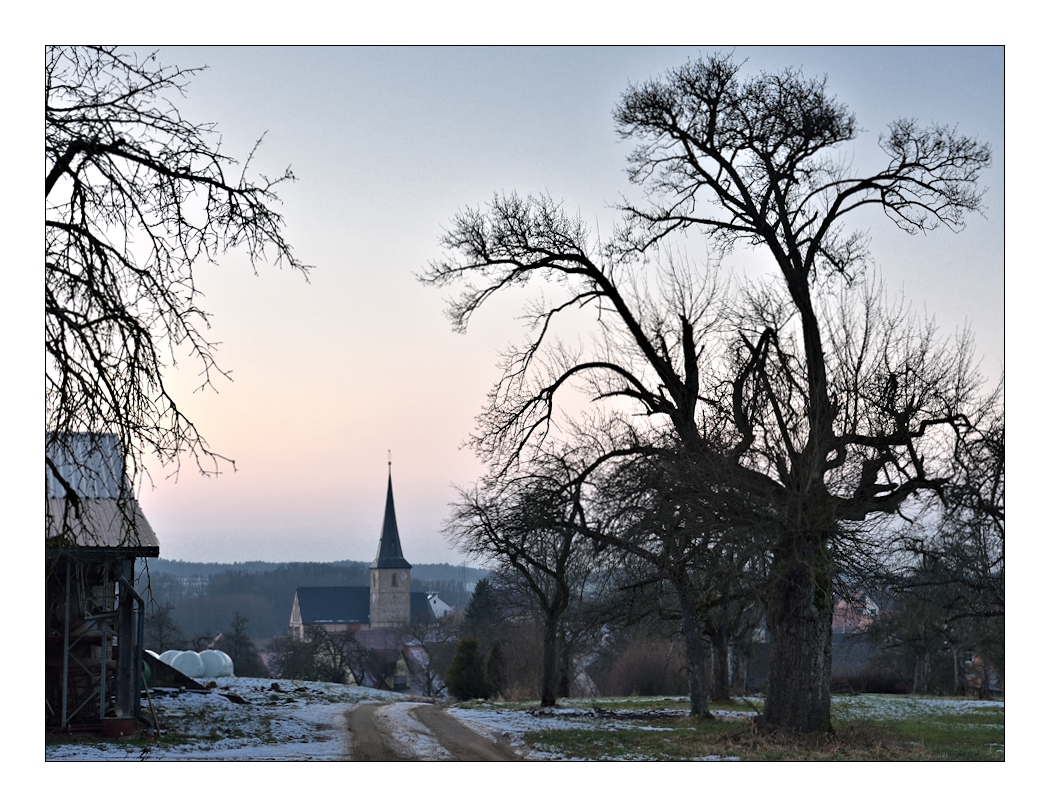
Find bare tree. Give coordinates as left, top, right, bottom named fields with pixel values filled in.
left=46, top=46, right=306, bottom=542
left=216, top=612, right=268, bottom=677
left=143, top=600, right=187, bottom=653
left=423, top=53, right=993, bottom=734
left=582, top=441, right=769, bottom=714
left=423, top=188, right=750, bottom=715
left=398, top=613, right=460, bottom=697
left=612, top=55, right=991, bottom=732
left=876, top=382, right=1004, bottom=696
left=269, top=626, right=354, bottom=684
left=447, top=451, right=593, bottom=707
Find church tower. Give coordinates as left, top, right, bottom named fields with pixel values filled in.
left=369, top=463, right=412, bottom=628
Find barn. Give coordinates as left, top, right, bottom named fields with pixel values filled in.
left=45, top=433, right=159, bottom=734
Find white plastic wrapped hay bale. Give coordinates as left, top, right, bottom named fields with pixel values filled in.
left=215, top=650, right=235, bottom=676
left=171, top=650, right=205, bottom=678
left=199, top=649, right=228, bottom=678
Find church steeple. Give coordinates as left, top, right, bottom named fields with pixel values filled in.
left=371, top=463, right=411, bottom=570
left=369, top=459, right=413, bottom=629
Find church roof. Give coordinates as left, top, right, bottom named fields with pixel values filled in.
left=410, top=591, right=432, bottom=623
left=371, top=470, right=411, bottom=570
left=295, top=586, right=370, bottom=624
left=293, top=587, right=433, bottom=625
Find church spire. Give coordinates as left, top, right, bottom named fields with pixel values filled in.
left=371, top=462, right=411, bottom=570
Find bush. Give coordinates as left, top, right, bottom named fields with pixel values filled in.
left=591, top=632, right=689, bottom=697
left=445, top=637, right=493, bottom=700
left=486, top=639, right=506, bottom=698
left=216, top=613, right=269, bottom=678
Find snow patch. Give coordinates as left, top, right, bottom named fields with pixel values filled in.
left=373, top=702, right=452, bottom=761
left=447, top=702, right=753, bottom=761
left=46, top=677, right=403, bottom=761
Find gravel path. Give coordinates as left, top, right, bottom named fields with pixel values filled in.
left=346, top=702, right=520, bottom=761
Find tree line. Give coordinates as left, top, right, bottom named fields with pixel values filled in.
left=141, top=560, right=479, bottom=645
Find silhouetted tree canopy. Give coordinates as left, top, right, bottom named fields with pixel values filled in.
left=423, top=53, right=995, bottom=734
left=46, top=46, right=306, bottom=533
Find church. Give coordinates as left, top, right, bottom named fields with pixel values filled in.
left=288, top=467, right=433, bottom=640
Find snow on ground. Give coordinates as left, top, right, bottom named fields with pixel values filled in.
left=374, top=702, right=453, bottom=760
left=447, top=694, right=1004, bottom=761
left=447, top=696, right=757, bottom=760
left=45, top=677, right=403, bottom=761
left=45, top=683, right=1004, bottom=762
left=830, top=693, right=1005, bottom=723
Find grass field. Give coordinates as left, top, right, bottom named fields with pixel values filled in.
left=453, top=693, right=1005, bottom=761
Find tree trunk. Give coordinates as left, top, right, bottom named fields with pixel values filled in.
left=952, top=646, right=966, bottom=697
left=731, top=639, right=749, bottom=694
left=678, top=587, right=710, bottom=717
left=979, top=655, right=991, bottom=700
left=557, top=630, right=572, bottom=698
left=709, top=627, right=731, bottom=703
left=540, top=615, right=559, bottom=707
left=913, top=647, right=931, bottom=695
left=762, top=532, right=833, bottom=734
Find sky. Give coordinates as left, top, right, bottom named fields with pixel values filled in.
left=56, top=47, right=1007, bottom=565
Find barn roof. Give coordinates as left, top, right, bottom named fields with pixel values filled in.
left=295, top=586, right=371, bottom=624
left=45, top=433, right=159, bottom=555
left=371, top=470, right=411, bottom=570
left=46, top=432, right=129, bottom=499
left=46, top=499, right=159, bottom=554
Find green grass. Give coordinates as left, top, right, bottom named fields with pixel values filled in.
left=505, top=694, right=1004, bottom=761
left=832, top=697, right=1005, bottom=762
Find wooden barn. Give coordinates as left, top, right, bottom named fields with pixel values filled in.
left=45, top=433, right=159, bottom=734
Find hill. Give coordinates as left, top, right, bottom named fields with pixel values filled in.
left=140, top=558, right=488, bottom=644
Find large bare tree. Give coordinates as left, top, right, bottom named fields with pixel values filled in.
left=423, top=53, right=993, bottom=734
left=46, top=46, right=306, bottom=540
left=613, top=54, right=991, bottom=732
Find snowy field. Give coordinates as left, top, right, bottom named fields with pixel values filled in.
left=448, top=696, right=758, bottom=760
left=449, top=693, right=1005, bottom=761
left=45, top=680, right=1004, bottom=762
left=829, top=692, right=1005, bottom=722
left=45, top=678, right=403, bottom=761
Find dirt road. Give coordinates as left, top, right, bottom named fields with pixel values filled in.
left=345, top=702, right=520, bottom=761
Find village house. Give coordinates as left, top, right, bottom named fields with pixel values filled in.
left=832, top=591, right=880, bottom=635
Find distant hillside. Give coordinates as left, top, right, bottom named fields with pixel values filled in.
left=140, top=558, right=488, bottom=643
left=148, top=558, right=488, bottom=583
left=411, top=563, right=489, bottom=586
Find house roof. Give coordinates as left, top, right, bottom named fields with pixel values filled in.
left=295, top=586, right=371, bottom=624
left=371, top=470, right=411, bottom=570
left=427, top=593, right=454, bottom=618
left=45, top=433, right=159, bottom=556
left=46, top=432, right=129, bottom=499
